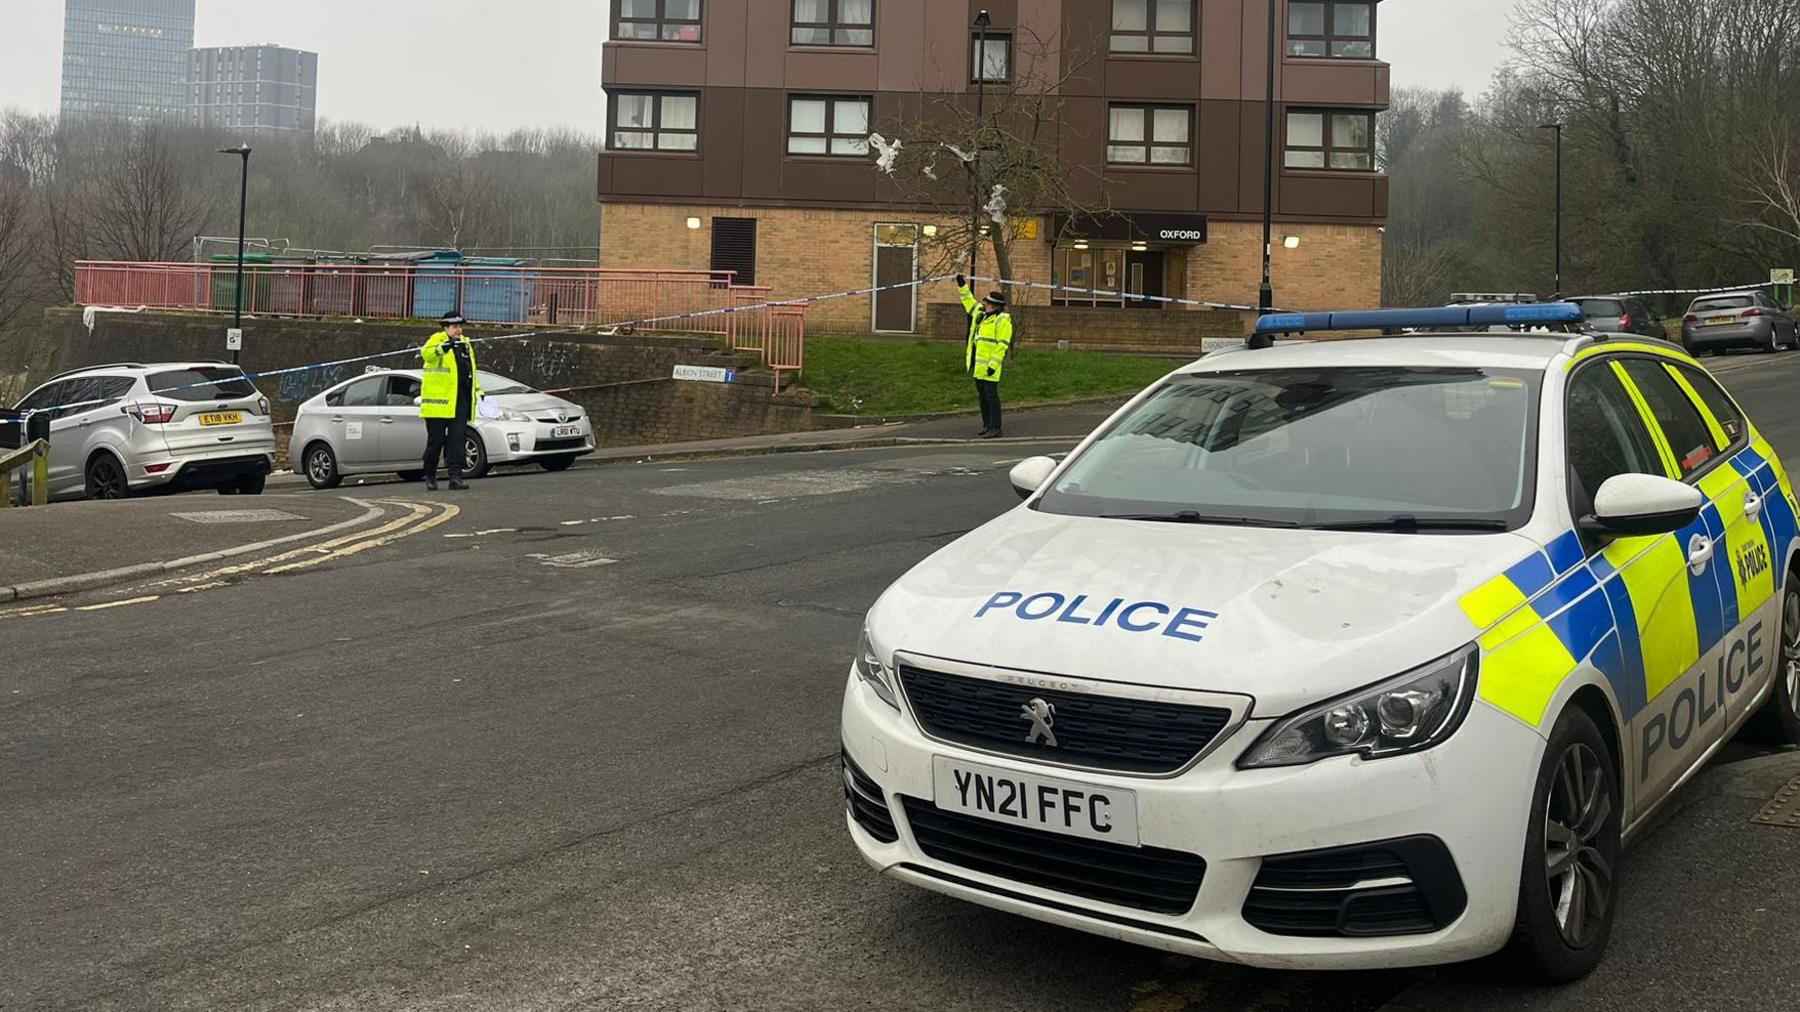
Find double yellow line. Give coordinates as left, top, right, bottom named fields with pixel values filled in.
left=0, top=497, right=459, bottom=621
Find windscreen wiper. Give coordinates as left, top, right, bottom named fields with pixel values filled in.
left=1314, top=515, right=1510, bottom=532
left=1103, top=511, right=1300, bottom=528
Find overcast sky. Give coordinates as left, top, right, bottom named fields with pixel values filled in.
left=0, top=1, right=1510, bottom=132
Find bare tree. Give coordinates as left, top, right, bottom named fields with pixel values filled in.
left=872, top=28, right=1110, bottom=288
left=86, top=124, right=212, bottom=263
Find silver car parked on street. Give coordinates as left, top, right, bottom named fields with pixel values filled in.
left=1680, top=290, right=1798, bottom=354
left=7, top=362, right=275, bottom=502
left=290, top=370, right=596, bottom=489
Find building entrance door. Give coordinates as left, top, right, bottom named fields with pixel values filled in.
left=1126, top=250, right=1166, bottom=309
left=872, top=224, right=920, bottom=333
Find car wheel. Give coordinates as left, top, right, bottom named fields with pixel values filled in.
left=539, top=455, right=578, bottom=472
left=84, top=454, right=128, bottom=500
left=462, top=433, right=490, bottom=479
left=1762, top=327, right=1781, bottom=354
left=1752, top=577, right=1800, bottom=744
left=304, top=443, right=343, bottom=490
left=396, top=470, right=426, bottom=482
left=1504, top=706, right=1620, bottom=984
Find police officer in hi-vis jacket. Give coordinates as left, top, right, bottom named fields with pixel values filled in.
left=956, top=275, right=1014, bottom=438
left=419, top=312, right=483, bottom=490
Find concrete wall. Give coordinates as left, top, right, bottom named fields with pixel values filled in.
left=13, top=310, right=827, bottom=458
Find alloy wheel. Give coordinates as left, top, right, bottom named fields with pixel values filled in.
left=307, top=449, right=332, bottom=485
left=1784, top=588, right=1800, bottom=720
left=1543, top=742, right=1613, bottom=948
left=464, top=439, right=479, bottom=474
left=88, top=459, right=124, bottom=499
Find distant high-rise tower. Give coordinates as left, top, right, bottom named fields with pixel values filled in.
left=60, top=0, right=196, bottom=122
left=188, top=46, right=319, bottom=135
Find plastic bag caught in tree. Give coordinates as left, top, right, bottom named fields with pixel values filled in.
left=869, top=133, right=903, bottom=176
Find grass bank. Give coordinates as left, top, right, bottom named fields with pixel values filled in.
left=800, top=337, right=1179, bottom=415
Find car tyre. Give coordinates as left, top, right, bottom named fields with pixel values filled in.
left=1751, top=576, right=1800, bottom=744
left=304, top=442, right=343, bottom=490
left=1503, top=705, right=1620, bottom=984
left=1762, top=327, right=1781, bottom=354
left=84, top=454, right=128, bottom=500
left=396, top=470, right=426, bottom=482
left=462, top=433, right=490, bottom=479
left=539, top=455, right=578, bottom=472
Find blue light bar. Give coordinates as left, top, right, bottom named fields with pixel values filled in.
left=1255, top=302, right=1587, bottom=335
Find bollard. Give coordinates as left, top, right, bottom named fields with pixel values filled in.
left=31, top=446, right=48, bottom=507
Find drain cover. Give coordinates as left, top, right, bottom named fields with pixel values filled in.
left=171, top=509, right=305, bottom=524
left=1751, top=774, right=1800, bottom=828
left=529, top=550, right=618, bottom=569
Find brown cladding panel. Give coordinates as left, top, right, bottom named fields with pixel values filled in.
left=604, top=44, right=711, bottom=88
left=1237, top=101, right=1274, bottom=215
left=1197, top=99, right=1240, bottom=211
left=705, top=0, right=750, bottom=88
left=702, top=88, right=747, bottom=200
left=1060, top=0, right=1108, bottom=96
left=782, top=159, right=879, bottom=204
left=1058, top=94, right=1107, bottom=184
left=1238, top=0, right=1274, bottom=100
left=740, top=89, right=789, bottom=199
left=785, top=50, right=882, bottom=91
left=1201, top=0, right=1244, bottom=99
left=1374, top=63, right=1391, bottom=106
left=916, top=0, right=973, bottom=93
left=744, top=1, right=789, bottom=89
left=1015, top=0, right=1062, bottom=87
left=1373, top=174, right=1389, bottom=219
left=1103, top=170, right=1200, bottom=213
left=1102, top=58, right=1204, bottom=101
left=597, top=154, right=614, bottom=199
left=1280, top=172, right=1380, bottom=218
left=609, top=156, right=708, bottom=198
left=1283, top=61, right=1384, bottom=107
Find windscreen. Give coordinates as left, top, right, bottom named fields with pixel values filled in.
left=1575, top=299, right=1624, bottom=317
left=1037, top=367, right=1541, bottom=530
left=1692, top=296, right=1753, bottom=312
left=477, top=372, right=536, bottom=396
left=147, top=367, right=256, bottom=402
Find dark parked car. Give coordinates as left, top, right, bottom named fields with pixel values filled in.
left=1680, top=290, right=1798, bottom=355
left=1571, top=296, right=1663, bottom=338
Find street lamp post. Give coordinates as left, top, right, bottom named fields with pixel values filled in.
left=969, top=9, right=992, bottom=280
left=1539, top=123, right=1564, bottom=299
left=218, top=144, right=252, bottom=364
left=1252, top=0, right=1279, bottom=348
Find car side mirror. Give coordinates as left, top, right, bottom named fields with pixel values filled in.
left=413, top=396, right=423, bottom=407
left=1580, top=473, right=1704, bottom=538
left=1009, top=456, right=1058, bottom=500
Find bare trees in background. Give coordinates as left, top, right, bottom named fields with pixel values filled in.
left=0, top=111, right=601, bottom=353
left=1384, top=0, right=1800, bottom=306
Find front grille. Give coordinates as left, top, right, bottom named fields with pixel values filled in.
left=534, top=413, right=583, bottom=423
left=897, top=664, right=1233, bottom=775
left=841, top=750, right=897, bottom=843
left=1242, top=836, right=1467, bottom=938
left=532, top=437, right=588, bottom=452
left=900, top=797, right=1205, bottom=914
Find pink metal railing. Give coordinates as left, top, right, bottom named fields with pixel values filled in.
left=74, top=259, right=809, bottom=385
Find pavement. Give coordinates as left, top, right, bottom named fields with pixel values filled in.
left=0, top=351, right=1797, bottom=1011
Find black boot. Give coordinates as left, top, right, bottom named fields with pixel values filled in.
left=425, top=473, right=438, bottom=491
left=449, top=478, right=469, bottom=490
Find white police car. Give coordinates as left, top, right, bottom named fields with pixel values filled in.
left=840, top=304, right=1800, bottom=982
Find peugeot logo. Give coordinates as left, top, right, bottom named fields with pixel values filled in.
left=1020, top=698, right=1058, bottom=747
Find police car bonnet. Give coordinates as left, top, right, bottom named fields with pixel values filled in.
left=869, top=509, right=1542, bottom=713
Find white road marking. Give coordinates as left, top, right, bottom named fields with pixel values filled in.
left=0, top=604, right=71, bottom=621
left=76, top=596, right=160, bottom=611
left=262, top=502, right=460, bottom=574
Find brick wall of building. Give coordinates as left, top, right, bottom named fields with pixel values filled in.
left=601, top=203, right=1384, bottom=337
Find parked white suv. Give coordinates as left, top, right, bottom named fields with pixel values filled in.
left=8, top=362, right=275, bottom=502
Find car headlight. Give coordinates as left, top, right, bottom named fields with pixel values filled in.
left=1237, top=646, right=1478, bottom=769
left=499, top=408, right=533, bottom=423
left=853, top=623, right=900, bottom=711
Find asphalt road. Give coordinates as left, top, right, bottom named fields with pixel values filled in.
left=2, top=349, right=1797, bottom=1011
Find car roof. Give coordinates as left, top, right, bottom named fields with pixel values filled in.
left=44, top=361, right=243, bottom=383
left=1692, top=291, right=1760, bottom=300
left=1186, top=335, right=1589, bottom=374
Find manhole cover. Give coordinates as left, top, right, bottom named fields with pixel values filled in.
left=528, top=550, right=618, bottom=569
left=1751, top=774, right=1800, bottom=828
left=171, top=509, right=305, bottom=524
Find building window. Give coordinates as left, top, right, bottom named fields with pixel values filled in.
left=1287, top=2, right=1374, bottom=59
left=791, top=0, right=874, bottom=46
left=1107, top=104, right=1192, bottom=165
left=1285, top=110, right=1376, bottom=170
left=972, top=33, right=1011, bottom=82
left=610, top=92, right=699, bottom=152
left=1110, top=0, right=1194, bottom=55
left=787, top=95, right=871, bottom=156
left=615, top=0, right=703, bottom=43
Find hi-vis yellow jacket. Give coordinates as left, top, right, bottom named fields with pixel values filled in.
left=419, top=331, right=482, bottom=420
left=959, top=282, right=1015, bottom=383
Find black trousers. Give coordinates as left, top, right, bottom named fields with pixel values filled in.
left=975, top=379, right=1003, bottom=434
left=423, top=417, right=468, bottom=478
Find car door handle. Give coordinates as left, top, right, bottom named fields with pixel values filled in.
left=331, top=415, right=345, bottom=423
left=1745, top=490, right=1764, bottom=519
left=1687, top=534, right=1714, bottom=574
left=380, top=417, right=395, bottom=424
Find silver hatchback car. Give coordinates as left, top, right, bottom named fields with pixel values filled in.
left=1680, top=290, right=1799, bottom=354
left=289, top=369, right=596, bottom=489
left=7, top=362, right=275, bottom=501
